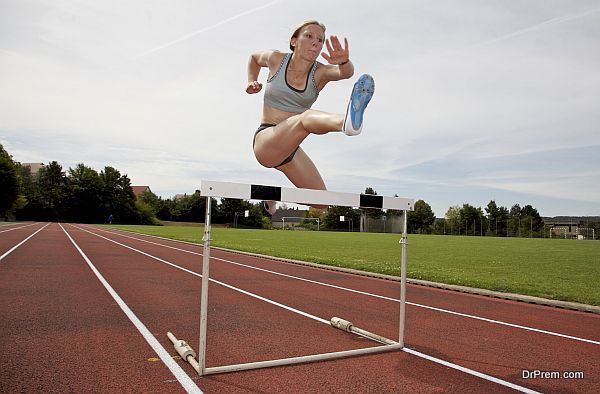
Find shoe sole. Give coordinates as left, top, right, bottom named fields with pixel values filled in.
left=347, top=74, right=375, bottom=132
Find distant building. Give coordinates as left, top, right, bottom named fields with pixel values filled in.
left=131, top=186, right=151, bottom=198
left=542, top=217, right=599, bottom=239
left=22, top=162, right=46, bottom=176
left=174, top=190, right=201, bottom=201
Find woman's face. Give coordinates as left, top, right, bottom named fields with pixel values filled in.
left=292, top=24, right=325, bottom=60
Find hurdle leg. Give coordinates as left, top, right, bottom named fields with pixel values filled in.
left=198, top=197, right=212, bottom=375
left=399, top=210, right=408, bottom=347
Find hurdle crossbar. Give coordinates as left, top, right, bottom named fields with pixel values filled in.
left=201, top=180, right=413, bottom=210
left=173, top=180, right=413, bottom=376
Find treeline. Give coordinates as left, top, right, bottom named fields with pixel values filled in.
left=434, top=201, right=543, bottom=237
left=3, top=144, right=597, bottom=236
left=0, top=144, right=273, bottom=225
left=142, top=186, right=430, bottom=232
left=137, top=191, right=269, bottom=227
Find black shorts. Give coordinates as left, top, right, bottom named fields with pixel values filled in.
left=253, top=123, right=299, bottom=168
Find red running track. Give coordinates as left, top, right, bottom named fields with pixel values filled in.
left=0, top=222, right=598, bottom=393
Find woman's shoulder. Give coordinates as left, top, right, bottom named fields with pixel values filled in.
left=261, top=51, right=288, bottom=74
left=268, top=50, right=287, bottom=64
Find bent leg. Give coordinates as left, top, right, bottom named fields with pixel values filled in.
left=254, top=109, right=344, bottom=168
left=276, top=147, right=328, bottom=209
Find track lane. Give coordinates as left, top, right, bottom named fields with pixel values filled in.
left=0, top=223, right=194, bottom=393
left=3, top=222, right=597, bottom=392
left=65, top=224, right=528, bottom=393
left=0, top=222, right=48, bottom=259
left=0, top=221, right=38, bottom=232
left=79, top=224, right=599, bottom=393
left=89, top=226, right=599, bottom=344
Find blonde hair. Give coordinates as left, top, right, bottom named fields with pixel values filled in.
left=289, top=20, right=326, bottom=51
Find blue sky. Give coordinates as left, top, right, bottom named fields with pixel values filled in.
left=1, top=0, right=599, bottom=217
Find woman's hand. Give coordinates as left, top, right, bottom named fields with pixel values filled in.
left=246, top=81, right=263, bottom=94
left=321, top=35, right=349, bottom=65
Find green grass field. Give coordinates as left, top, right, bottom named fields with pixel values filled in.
left=107, top=224, right=600, bottom=306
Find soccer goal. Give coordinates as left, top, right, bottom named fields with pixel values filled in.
left=550, top=226, right=568, bottom=239
left=167, top=180, right=414, bottom=376
left=576, top=227, right=596, bottom=240
left=282, top=216, right=320, bottom=230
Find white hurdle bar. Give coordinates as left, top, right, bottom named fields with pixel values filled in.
left=201, top=180, right=414, bottom=211
left=171, top=180, right=414, bottom=376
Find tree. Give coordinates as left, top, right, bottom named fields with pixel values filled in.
left=171, top=191, right=207, bottom=222
left=13, top=164, right=36, bottom=220
left=0, top=145, right=18, bottom=218
left=520, top=204, right=543, bottom=237
left=138, top=190, right=161, bottom=215
left=216, top=198, right=245, bottom=223
left=508, top=204, right=522, bottom=237
left=445, top=206, right=461, bottom=235
left=36, top=161, right=67, bottom=220
left=153, top=196, right=177, bottom=221
left=305, top=207, right=326, bottom=222
left=65, top=164, right=102, bottom=223
left=459, top=203, right=484, bottom=236
left=242, top=202, right=265, bottom=228
left=496, top=206, right=509, bottom=236
left=485, top=200, right=508, bottom=236
left=407, top=200, right=435, bottom=234
left=99, top=166, right=138, bottom=223
left=432, top=218, right=446, bottom=235
left=210, top=197, right=263, bottom=228
left=323, top=205, right=360, bottom=231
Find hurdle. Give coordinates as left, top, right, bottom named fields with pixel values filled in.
left=167, top=180, right=414, bottom=376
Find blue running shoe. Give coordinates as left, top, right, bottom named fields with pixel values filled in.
left=343, top=74, right=375, bottom=136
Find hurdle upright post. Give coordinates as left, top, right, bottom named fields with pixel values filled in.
left=198, top=197, right=212, bottom=375
left=399, top=210, right=408, bottom=347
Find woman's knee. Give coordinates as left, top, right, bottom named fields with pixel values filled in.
left=298, top=109, right=317, bottom=126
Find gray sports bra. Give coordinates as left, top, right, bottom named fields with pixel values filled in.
left=264, top=53, right=319, bottom=113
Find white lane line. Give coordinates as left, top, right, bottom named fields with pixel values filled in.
left=0, top=223, right=50, bottom=261
left=89, top=226, right=600, bottom=346
left=402, top=348, right=539, bottom=394
left=73, top=224, right=538, bottom=393
left=59, top=224, right=202, bottom=394
left=0, top=222, right=41, bottom=234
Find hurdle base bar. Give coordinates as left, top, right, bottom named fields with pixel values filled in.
left=168, top=319, right=401, bottom=376
left=203, top=343, right=403, bottom=375
left=330, top=317, right=396, bottom=345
